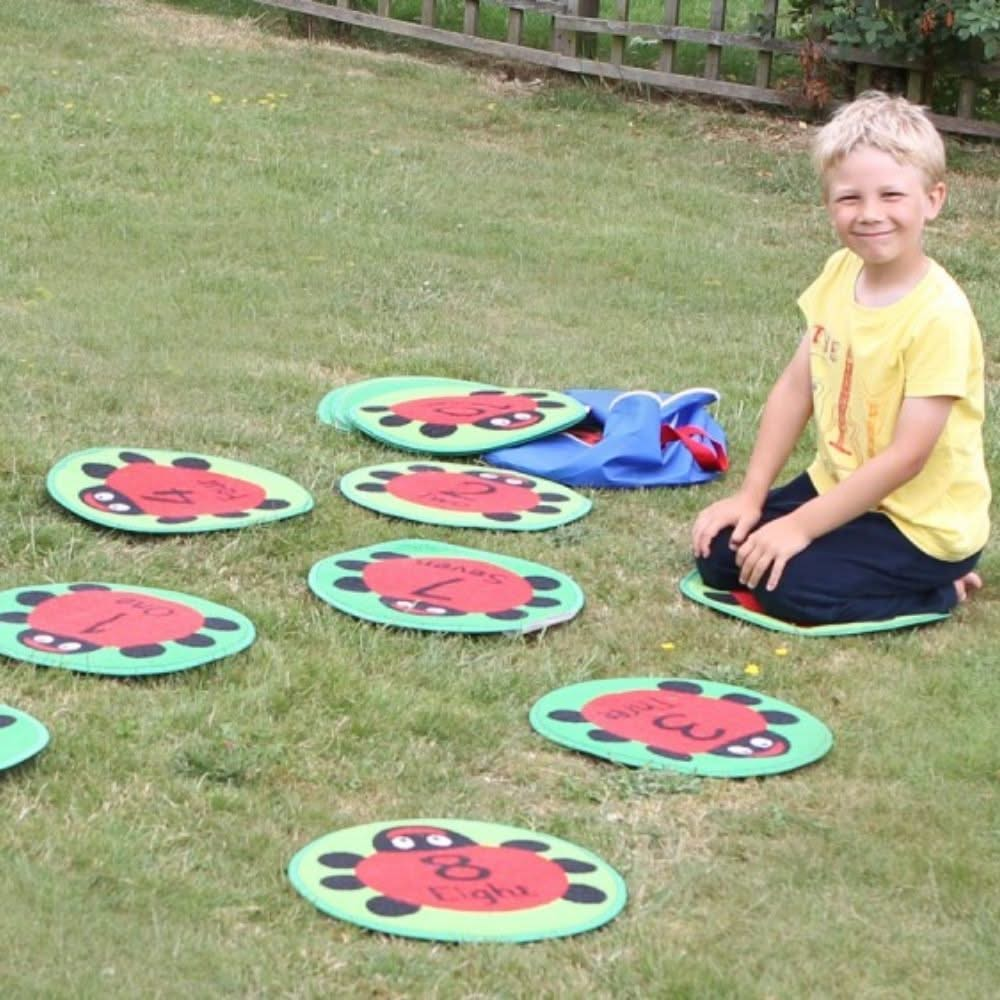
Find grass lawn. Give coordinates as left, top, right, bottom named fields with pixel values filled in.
left=2, top=0, right=999, bottom=995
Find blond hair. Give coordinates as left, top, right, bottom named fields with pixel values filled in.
left=813, top=90, right=946, bottom=191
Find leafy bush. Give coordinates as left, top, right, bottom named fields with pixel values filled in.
left=790, top=0, right=1000, bottom=66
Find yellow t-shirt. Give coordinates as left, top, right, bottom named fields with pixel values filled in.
left=797, top=248, right=990, bottom=561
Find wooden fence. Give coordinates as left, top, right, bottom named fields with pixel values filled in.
left=258, top=0, right=1000, bottom=138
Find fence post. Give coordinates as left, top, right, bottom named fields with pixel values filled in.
left=554, top=0, right=600, bottom=58
left=659, top=0, right=681, bottom=73
left=957, top=77, right=977, bottom=119
left=906, top=69, right=925, bottom=103
left=337, top=0, right=352, bottom=37
left=377, top=0, right=390, bottom=16
left=464, top=0, right=480, bottom=35
left=507, top=6, right=524, bottom=44
left=611, top=0, right=630, bottom=66
left=854, top=63, right=873, bottom=94
left=704, top=0, right=727, bottom=80
left=754, top=0, right=779, bottom=89
left=422, top=0, right=435, bottom=26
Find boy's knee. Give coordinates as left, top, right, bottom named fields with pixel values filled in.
left=696, top=530, right=740, bottom=590
left=753, top=583, right=814, bottom=624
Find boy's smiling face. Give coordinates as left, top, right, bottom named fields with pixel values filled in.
left=824, top=145, right=945, bottom=290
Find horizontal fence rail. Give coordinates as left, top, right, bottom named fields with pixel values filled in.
left=260, top=0, right=1000, bottom=138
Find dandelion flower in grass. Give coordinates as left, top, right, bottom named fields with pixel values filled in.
left=774, top=647, right=788, bottom=657
left=209, top=94, right=223, bottom=105
left=744, top=663, right=760, bottom=676
left=660, top=641, right=675, bottom=651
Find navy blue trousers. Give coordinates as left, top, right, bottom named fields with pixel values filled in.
left=695, top=473, right=980, bottom=624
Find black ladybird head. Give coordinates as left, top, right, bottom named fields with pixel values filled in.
left=471, top=409, right=544, bottom=432
left=377, top=597, right=465, bottom=617
left=79, top=485, right=142, bottom=515
left=372, top=825, right=477, bottom=852
left=709, top=730, right=791, bottom=759
left=16, top=630, right=100, bottom=655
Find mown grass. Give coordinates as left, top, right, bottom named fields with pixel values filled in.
left=2, top=1, right=999, bottom=997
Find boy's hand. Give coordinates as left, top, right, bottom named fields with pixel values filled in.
left=735, top=515, right=811, bottom=591
left=692, top=494, right=763, bottom=558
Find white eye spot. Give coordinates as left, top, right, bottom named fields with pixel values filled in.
left=749, top=736, right=774, bottom=749
left=94, top=491, right=114, bottom=502
left=512, top=412, right=533, bottom=420
left=504, top=477, right=525, bottom=486
left=426, top=607, right=448, bottom=616
left=491, top=418, right=512, bottom=427
left=33, top=634, right=55, bottom=644
left=57, top=641, right=82, bottom=652
left=479, top=473, right=500, bottom=480
left=108, top=503, right=131, bottom=513
left=391, top=836, right=415, bottom=850
left=395, top=600, right=416, bottom=610
left=426, top=834, right=452, bottom=847
left=727, top=745, right=753, bottom=756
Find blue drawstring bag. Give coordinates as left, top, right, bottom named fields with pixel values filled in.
left=483, top=388, right=728, bottom=489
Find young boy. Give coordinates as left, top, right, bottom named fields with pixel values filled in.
left=691, top=91, right=989, bottom=625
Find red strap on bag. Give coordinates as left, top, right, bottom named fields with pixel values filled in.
left=661, top=424, right=729, bottom=472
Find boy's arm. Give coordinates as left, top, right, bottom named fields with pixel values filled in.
left=736, top=394, right=955, bottom=590
left=692, top=335, right=813, bottom=556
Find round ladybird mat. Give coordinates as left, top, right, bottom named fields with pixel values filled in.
left=308, top=539, right=584, bottom=634
left=348, top=382, right=588, bottom=455
left=0, top=583, right=256, bottom=676
left=678, top=569, right=949, bottom=636
left=288, top=818, right=627, bottom=943
left=318, top=377, right=474, bottom=431
left=339, top=461, right=592, bottom=531
left=47, top=448, right=313, bottom=534
left=0, top=705, right=50, bottom=771
left=530, top=678, right=833, bottom=778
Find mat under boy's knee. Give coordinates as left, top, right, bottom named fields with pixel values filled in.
left=678, top=570, right=948, bottom=636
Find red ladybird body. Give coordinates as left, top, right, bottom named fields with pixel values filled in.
left=81, top=460, right=266, bottom=518
left=579, top=686, right=789, bottom=759
left=383, top=469, right=544, bottom=515
left=383, top=393, right=544, bottom=432
left=317, top=824, right=606, bottom=918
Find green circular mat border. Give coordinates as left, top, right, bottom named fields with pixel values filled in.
left=678, top=570, right=949, bottom=636
left=308, top=539, right=585, bottom=635
left=288, top=817, right=627, bottom=943
left=47, top=447, right=314, bottom=535
left=348, top=384, right=589, bottom=456
left=530, top=677, right=834, bottom=778
left=338, top=461, right=593, bottom=531
left=318, top=377, right=475, bottom=431
left=0, top=704, right=50, bottom=771
left=0, top=583, right=256, bottom=676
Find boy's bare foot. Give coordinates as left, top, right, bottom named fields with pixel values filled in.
left=954, top=571, right=983, bottom=602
